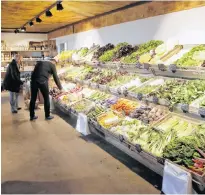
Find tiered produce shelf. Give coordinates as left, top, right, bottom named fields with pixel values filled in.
left=50, top=41, right=205, bottom=191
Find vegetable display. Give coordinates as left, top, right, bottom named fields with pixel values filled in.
left=150, top=79, right=205, bottom=105
left=99, top=42, right=128, bottom=62
left=87, top=105, right=106, bottom=121
left=130, top=105, right=168, bottom=124
left=121, top=40, right=163, bottom=64
left=163, top=136, right=205, bottom=174
left=92, top=43, right=114, bottom=60
left=111, top=98, right=139, bottom=115
left=175, top=44, right=205, bottom=67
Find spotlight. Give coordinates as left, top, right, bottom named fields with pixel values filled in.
left=21, top=27, right=26, bottom=32
left=36, top=17, right=42, bottom=23
left=57, top=2, right=64, bottom=11
left=45, top=10, right=52, bottom=17
left=29, top=21, right=34, bottom=26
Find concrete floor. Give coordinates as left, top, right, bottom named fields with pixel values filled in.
left=1, top=92, right=161, bottom=194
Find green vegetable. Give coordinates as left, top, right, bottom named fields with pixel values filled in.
left=175, top=44, right=205, bottom=67
left=121, top=40, right=163, bottom=64
left=99, top=42, right=128, bottom=62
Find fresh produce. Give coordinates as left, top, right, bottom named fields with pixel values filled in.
left=92, top=43, right=114, bottom=60
left=87, top=105, right=106, bottom=121
left=99, top=42, right=128, bottom=62
left=57, top=50, right=76, bottom=61
left=111, top=98, right=139, bottom=115
left=113, top=45, right=138, bottom=61
left=77, top=47, right=89, bottom=57
left=72, top=99, right=94, bottom=113
left=109, top=117, right=144, bottom=137
left=69, top=86, right=83, bottom=93
left=130, top=105, right=167, bottom=124
left=121, top=40, right=163, bottom=64
left=49, top=88, right=63, bottom=99
left=101, top=96, right=119, bottom=108
left=163, top=136, right=204, bottom=170
left=107, top=74, right=136, bottom=88
left=97, top=111, right=122, bottom=129
left=175, top=45, right=205, bottom=67
left=88, top=91, right=111, bottom=102
left=150, top=79, right=205, bottom=105
left=155, top=116, right=198, bottom=138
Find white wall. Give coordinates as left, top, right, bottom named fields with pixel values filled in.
left=2, top=33, right=47, bottom=46
left=54, top=6, right=205, bottom=51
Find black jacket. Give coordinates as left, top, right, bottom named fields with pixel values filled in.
left=31, top=61, right=62, bottom=90
left=3, top=59, right=23, bottom=92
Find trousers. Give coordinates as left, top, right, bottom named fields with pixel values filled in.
left=9, top=91, right=19, bottom=112
left=29, top=81, right=50, bottom=118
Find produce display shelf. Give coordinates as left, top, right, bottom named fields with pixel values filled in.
left=63, top=77, right=205, bottom=120
left=72, top=60, right=205, bottom=80
left=52, top=96, right=205, bottom=190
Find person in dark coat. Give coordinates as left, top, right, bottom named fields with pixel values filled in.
left=3, top=54, right=23, bottom=113
left=29, top=58, right=62, bottom=121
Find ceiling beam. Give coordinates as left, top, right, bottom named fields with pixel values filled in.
left=49, top=1, right=151, bottom=33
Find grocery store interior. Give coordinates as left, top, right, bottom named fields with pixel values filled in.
left=1, top=1, right=205, bottom=194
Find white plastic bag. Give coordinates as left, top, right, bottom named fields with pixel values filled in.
left=162, top=160, right=193, bottom=194
left=76, top=113, right=90, bottom=136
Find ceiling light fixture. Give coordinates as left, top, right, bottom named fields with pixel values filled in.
left=29, top=21, right=34, bottom=26
left=57, top=2, right=64, bottom=11
left=45, top=10, right=52, bottom=17
left=36, top=17, right=42, bottom=23
left=20, top=27, right=26, bottom=32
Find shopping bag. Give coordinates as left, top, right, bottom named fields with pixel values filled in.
left=76, top=113, right=90, bottom=136
left=162, top=160, right=193, bottom=194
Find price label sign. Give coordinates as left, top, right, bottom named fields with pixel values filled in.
left=158, top=64, right=166, bottom=71
left=143, top=63, right=151, bottom=70
left=198, top=107, right=205, bottom=118
left=181, top=104, right=189, bottom=113
left=135, top=144, right=142, bottom=153
left=119, top=134, right=124, bottom=142
left=153, top=96, right=159, bottom=104
left=136, top=63, right=142, bottom=69
left=136, top=93, right=143, bottom=100
left=123, top=89, right=128, bottom=97
left=169, top=64, right=177, bottom=73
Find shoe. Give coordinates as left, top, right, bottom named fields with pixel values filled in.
left=12, top=110, right=18, bottom=114
left=45, top=116, right=54, bottom=120
left=30, top=116, right=38, bottom=121
left=17, top=107, right=22, bottom=110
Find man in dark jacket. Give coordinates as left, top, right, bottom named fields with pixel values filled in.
left=3, top=54, right=23, bottom=113
left=29, top=58, right=62, bottom=121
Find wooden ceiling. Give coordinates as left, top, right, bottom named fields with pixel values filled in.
left=1, top=1, right=135, bottom=33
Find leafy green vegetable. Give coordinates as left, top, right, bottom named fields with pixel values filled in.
left=121, top=40, right=163, bottom=64
left=99, top=42, right=128, bottom=62
left=175, top=44, right=205, bottom=67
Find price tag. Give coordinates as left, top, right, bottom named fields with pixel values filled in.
left=143, top=63, right=151, bottom=70
left=136, top=63, right=142, bottom=69
left=153, top=96, right=159, bottom=104
left=158, top=64, right=166, bottom=71
left=123, top=89, right=128, bottom=97
left=181, top=104, right=189, bottom=113
left=135, top=144, right=142, bottom=153
left=142, top=118, right=149, bottom=125
left=136, top=93, right=143, bottom=100
left=119, top=134, right=124, bottom=142
left=117, top=88, right=121, bottom=95
left=157, top=157, right=165, bottom=165
left=198, top=107, right=205, bottom=118
left=169, top=64, right=177, bottom=73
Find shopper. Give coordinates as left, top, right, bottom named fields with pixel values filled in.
left=29, top=58, right=62, bottom=121
left=3, top=54, right=23, bottom=113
